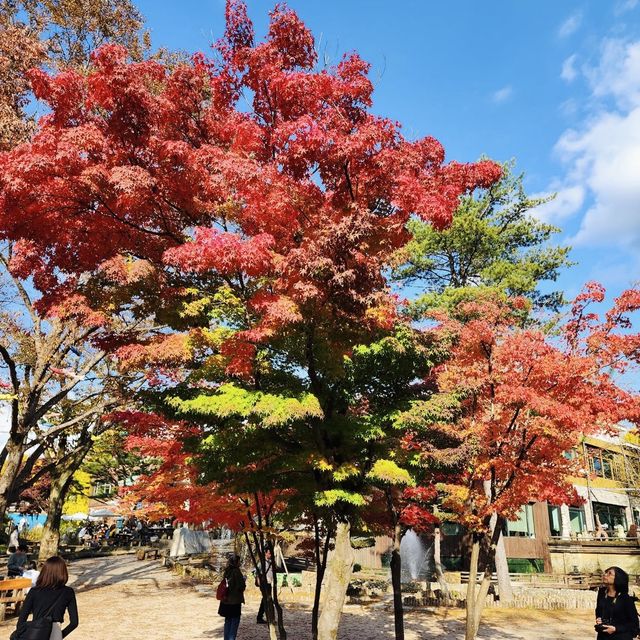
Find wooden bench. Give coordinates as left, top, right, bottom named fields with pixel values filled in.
left=0, top=578, right=32, bottom=621
left=136, top=547, right=160, bottom=561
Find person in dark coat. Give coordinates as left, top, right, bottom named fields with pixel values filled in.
left=218, top=554, right=245, bottom=640
left=595, top=566, right=639, bottom=640
left=14, top=555, right=78, bottom=639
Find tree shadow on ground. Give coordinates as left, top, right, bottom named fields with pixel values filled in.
left=69, top=556, right=169, bottom=593
left=197, top=604, right=588, bottom=640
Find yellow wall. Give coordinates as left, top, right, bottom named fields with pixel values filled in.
left=550, top=551, right=640, bottom=575
left=62, top=470, right=90, bottom=515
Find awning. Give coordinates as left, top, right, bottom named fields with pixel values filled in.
left=575, top=485, right=630, bottom=508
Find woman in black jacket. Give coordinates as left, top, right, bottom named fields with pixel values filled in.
left=595, top=566, right=639, bottom=640
left=14, top=556, right=78, bottom=639
left=218, top=554, right=246, bottom=640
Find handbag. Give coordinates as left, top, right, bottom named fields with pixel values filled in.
left=216, top=578, right=228, bottom=601
left=10, top=590, right=66, bottom=640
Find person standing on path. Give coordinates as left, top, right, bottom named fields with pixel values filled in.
left=13, top=556, right=78, bottom=639
left=8, top=525, right=19, bottom=549
left=218, top=555, right=246, bottom=640
left=256, top=548, right=273, bottom=625
left=595, top=566, right=639, bottom=640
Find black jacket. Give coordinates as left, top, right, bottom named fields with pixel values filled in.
left=596, top=587, right=639, bottom=640
left=218, top=567, right=246, bottom=619
left=16, top=586, right=78, bottom=638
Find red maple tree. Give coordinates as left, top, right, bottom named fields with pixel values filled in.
left=0, top=1, right=500, bottom=374
left=403, top=287, right=640, bottom=640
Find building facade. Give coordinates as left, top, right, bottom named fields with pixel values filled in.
left=441, top=432, right=640, bottom=574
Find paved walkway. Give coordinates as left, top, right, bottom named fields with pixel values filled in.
left=0, top=556, right=595, bottom=639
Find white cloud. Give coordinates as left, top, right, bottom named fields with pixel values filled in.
left=558, top=12, right=582, bottom=38
left=561, top=54, right=578, bottom=82
left=584, top=39, right=640, bottom=110
left=531, top=186, right=585, bottom=224
left=615, top=0, right=638, bottom=15
left=548, top=39, right=640, bottom=247
left=559, top=98, right=579, bottom=118
left=491, top=86, right=513, bottom=104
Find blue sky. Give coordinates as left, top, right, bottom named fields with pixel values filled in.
left=135, top=0, right=640, bottom=305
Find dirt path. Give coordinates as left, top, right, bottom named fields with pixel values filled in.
left=0, top=555, right=595, bottom=639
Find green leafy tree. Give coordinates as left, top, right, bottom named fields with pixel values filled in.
left=394, top=162, right=571, bottom=312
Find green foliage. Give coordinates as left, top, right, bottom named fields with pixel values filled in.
left=366, top=459, right=415, bottom=486
left=394, top=161, right=572, bottom=312
left=314, top=489, right=367, bottom=507
left=82, top=429, right=150, bottom=488
left=168, top=383, right=323, bottom=427
left=344, top=326, right=439, bottom=404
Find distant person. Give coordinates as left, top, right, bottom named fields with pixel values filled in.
left=7, top=544, right=29, bottom=577
left=18, top=516, right=28, bottom=534
left=595, top=566, right=639, bottom=639
left=21, top=561, right=40, bottom=589
left=218, top=555, right=246, bottom=640
left=256, top=548, right=274, bottom=624
left=8, top=525, right=19, bottom=549
left=594, top=524, right=609, bottom=540
left=13, top=556, right=78, bottom=640
left=614, top=523, right=626, bottom=539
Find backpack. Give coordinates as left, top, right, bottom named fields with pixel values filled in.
left=216, top=578, right=228, bottom=601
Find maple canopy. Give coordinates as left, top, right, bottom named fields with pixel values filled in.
left=0, top=0, right=500, bottom=375
left=399, top=286, right=640, bottom=531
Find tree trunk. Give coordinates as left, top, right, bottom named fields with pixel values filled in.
left=493, top=526, right=513, bottom=602
left=39, top=470, right=74, bottom=561
left=465, top=524, right=503, bottom=640
left=0, top=440, right=24, bottom=522
left=464, top=533, right=480, bottom=640
left=390, top=523, right=404, bottom=640
left=271, top=550, right=287, bottom=640
left=312, top=522, right=331, bottom=640
left=433, top=527, right=450, bottom=599
left=317, top=520, right=354, bottom=640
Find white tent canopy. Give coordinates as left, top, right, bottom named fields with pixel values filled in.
left=61, top=512, right=88, bottom=521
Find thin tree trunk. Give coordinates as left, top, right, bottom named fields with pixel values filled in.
left=0, top=440, right=24, bottom=522
left=465, top=523, right=503, bottom=640
left=433, top=527, right=450, bottom=599
left=245, top=530, right=279, bottom=640
left=464, top=534, right=480, bottom=640
left=271, top=545, right=287, bottom=640
left=493, top=522, right=513, bottom=602
left=318, top=520, right=354, bottom=640
left=312, top=520, right=332, bottom=640
left=39, top=470, right=74, bottom=561
left=390, top=522, right=404, bottom=640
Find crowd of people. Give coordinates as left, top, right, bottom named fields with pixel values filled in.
left=63, top=518, right=174, bottom=549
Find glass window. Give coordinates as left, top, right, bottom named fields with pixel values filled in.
left=587, top=446, right=626, bottom=481
left=92, top=482, right=114, bottom=497
left=593, top=502, right=627, bottom=531
left=548, top=505, right=561, bottom=537
left=440, top=522, right=461, bottom=536
left=569, top=507, right=586, bottom=534
left=504, top=504, right=535, bottom=538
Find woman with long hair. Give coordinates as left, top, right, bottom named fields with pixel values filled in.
left=13, top=556, right=78, bottom=639
left=595, top=566, right=639, bottom=639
